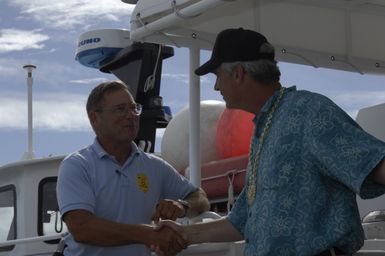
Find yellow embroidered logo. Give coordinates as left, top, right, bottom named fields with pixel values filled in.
left=136, top=173, right=149, bottom=193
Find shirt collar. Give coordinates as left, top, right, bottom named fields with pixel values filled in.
left=252, top=85, right=296, bottom=123
left=91, top=138, right=141, bottom=159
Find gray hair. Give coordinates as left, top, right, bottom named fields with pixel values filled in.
left=86, top=80, right=131, bottom=113
left=221, top=59, right=281, bottom=84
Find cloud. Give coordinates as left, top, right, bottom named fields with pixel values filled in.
left=0, top=56, right=114, bottom=91
left=69, top=77, right=108, bottom=84
left=0, top=29, right=49, bottom=53
left=162, top=73, right=213, bottom=85
left=0, top=62, right=19, bottom=76
left=9, top=0, right=134, bottom=30
left=27, top=48, right=56, bottom=56
left=162, top=73, right=189, bottom=85
left=0, top=91, right=90, bottom=131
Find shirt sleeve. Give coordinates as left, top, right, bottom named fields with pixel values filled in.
left=227, top=188, right=247, bottom=235
left=56, top=154, right=96, bottom=217
left=157, top=158, right=197, bottom=200
left=304, top=94, right=385, bottom=199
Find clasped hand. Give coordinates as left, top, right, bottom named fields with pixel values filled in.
left=149, top=199, right=188, bottom=255
left=151, top=199, right=186, bottom=221
left=150, top=220, right=187, bottom=256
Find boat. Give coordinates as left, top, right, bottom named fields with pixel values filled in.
left=1, top=0, right=385, bottom=255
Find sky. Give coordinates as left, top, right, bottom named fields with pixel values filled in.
left=1, top=0, right=385, bottom=166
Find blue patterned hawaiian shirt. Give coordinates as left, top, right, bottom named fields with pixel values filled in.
left=228, top=86, right=385, bottom=256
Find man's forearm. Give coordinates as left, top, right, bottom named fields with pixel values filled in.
left=185, top=217, right=243, bottom=244
left=67, top=214, right=154, bottom=246
left=64, top=209, right=173, bottom=248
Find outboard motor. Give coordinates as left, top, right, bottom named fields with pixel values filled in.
left=75, top=29, right=174, bottom=152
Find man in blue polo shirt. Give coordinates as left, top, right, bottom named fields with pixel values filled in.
left=153, top=28, right=385, bottom=256
left=57, top=80, right=209, bottom=256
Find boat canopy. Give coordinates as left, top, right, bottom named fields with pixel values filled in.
left=129, top=0, right=385, bottom=75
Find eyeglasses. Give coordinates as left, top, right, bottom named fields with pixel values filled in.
left=95, top=103, right=142, bottom=116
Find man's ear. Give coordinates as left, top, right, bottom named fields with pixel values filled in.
left=233, top=64, right=245, bottom=83
left=89, top=111, right=97, bottom=126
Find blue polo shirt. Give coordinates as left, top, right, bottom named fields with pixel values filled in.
left=228, top=86, right=385, bottom=256
left=57, top=140, right=196, bottom=256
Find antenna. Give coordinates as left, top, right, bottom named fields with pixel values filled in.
left=22, top=64, right=36, bottom=160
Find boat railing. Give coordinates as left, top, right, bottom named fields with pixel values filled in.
left=0, top=232, right=67, bottom=247
left=201, top=169, right=245, bottom=182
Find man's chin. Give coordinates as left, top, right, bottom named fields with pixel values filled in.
left=225, top=103, right=235, bottom=109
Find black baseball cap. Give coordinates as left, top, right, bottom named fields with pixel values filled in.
left=195, top=28, right=275, bottom=76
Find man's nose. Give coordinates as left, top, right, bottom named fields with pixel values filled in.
left=214, top=80, right=219, bottom=91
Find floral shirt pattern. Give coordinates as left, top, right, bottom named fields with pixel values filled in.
left=228, top=86, right=385, bottom=256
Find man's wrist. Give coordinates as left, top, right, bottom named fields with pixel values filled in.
left=177, top=199, right=191, bottom=217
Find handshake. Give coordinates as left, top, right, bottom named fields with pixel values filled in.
left=148, top=220, right=187, bottom=256
left=147, top=216, right=240, bottom=255
left=146, top=199, right=234, bottom=255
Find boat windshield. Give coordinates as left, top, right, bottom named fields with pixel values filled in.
left=0, top=185, right=16, bottom=251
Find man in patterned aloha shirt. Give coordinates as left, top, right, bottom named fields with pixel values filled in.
left=153, top=28, right=385, bottom=256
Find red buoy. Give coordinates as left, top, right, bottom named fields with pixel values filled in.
left=216, top=108, right=254, bottom=159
